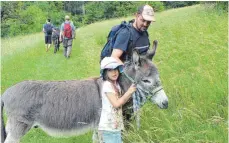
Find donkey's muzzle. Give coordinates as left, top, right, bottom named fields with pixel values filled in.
left=162, top=100, right=168, bottom=109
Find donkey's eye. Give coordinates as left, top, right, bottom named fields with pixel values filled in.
left=142, top=79, right=151, bottom=83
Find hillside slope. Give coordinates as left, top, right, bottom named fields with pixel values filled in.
left=1, top=5, right=227, bottom=143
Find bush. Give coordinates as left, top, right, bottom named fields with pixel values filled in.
left=71, top=15, right=84, bottom=28
left=164, top=1, right=200, bottom=9
left=19, top=5, right=46, bottom=34
left=215, top=1, right=228, bottom=12
left=201, top=2, right=228, bottom=14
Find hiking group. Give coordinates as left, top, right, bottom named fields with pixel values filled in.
left=43, top=4, right=156, bottom=143
left=43, top=15, right=75, bottom=58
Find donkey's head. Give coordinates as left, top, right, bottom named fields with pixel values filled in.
left=122, top=40, right=168, bottom=109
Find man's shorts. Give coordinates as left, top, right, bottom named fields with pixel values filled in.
left=45, top=35, right=52, bottom=44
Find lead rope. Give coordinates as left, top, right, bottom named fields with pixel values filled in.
left=123, top=72, right=147, bottom=129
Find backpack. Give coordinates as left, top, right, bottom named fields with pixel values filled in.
left=44, top=24, right=53, bottom=35
left=100, top=21, right=133, bottom=61
left=63, top=23, right=72, bottom=39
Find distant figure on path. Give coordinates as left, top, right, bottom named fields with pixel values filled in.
left=52, top=27, right=61, bottom=54
left=43, top=19, right=55, bottom=52
left=60, top=15, right=75, bottom=59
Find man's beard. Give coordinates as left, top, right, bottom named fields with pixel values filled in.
left=137, top=22, right=148, bottom=32
left=140, top=27, right=148, bottom=32
left=138, top=26, right=149, bottom=33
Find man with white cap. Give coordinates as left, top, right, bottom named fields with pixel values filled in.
left=60, top=15, right=75, bottom=59
left=111, top=5, right=156, bottom=64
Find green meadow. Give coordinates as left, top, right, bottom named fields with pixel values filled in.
left=1, top=5, right=228, bottom=143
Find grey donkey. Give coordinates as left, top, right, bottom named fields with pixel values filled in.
left=1, top=40, right=168, bottom=143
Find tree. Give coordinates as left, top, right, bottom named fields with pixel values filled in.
left=64, top=1, right=84, bottom=15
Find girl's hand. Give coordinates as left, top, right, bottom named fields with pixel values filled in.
left=127, top=84, right=137, bottom=94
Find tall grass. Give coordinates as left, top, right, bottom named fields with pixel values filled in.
left=123, top=5, right=228, bottom=143
left=1, top=5, right=227, bottom=143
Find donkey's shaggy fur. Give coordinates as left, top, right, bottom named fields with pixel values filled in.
left=1, top=40, right=168, bottom=143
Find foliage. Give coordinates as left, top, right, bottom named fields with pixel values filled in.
left=19, top=5, right=46, bottom=34
left=216, top=1, right=228, bottom=11
left=1, top=1, right=166, bottom=37
left=63, top=1, right=85, bottom=15
left=1, top=1, right=67, bottom=37
left=1, top=1, right=23, bottom=37
left=1, top=1, right=225, bottom=38
left=202, top=1, right=228, bottom=13
left=163, top=1, right=200, bottom=9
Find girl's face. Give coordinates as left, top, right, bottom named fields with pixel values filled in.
left=107, top=68, right=119, bottom=81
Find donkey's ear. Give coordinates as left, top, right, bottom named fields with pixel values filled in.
left=132, top=50, right=140, bottom=66
left=147, top=40, right=158, bottom=60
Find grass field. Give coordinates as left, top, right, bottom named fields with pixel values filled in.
left=1, top=5, right=228, bottom=143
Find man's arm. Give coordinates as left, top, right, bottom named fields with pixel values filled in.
left=51, top=24, right=56, bottom=32
left=59, top=24, right=64, bottom=41
left=110, top=28, right=130, bottom=64
left=111, top=49, right=124, bottom=64
left=42, top=24, right=45, bottom=32
left=59, top=30, right=63, bottom=41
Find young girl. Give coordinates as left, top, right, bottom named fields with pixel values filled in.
left=98, top=57, right=136, bottom=143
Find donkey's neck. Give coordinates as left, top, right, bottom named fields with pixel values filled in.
left=119, top=63, right=136, bottom=93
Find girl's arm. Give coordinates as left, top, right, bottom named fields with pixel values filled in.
left=106, top=84, right=136, bottom=109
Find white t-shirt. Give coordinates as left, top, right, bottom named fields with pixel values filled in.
left=98, top=81, right=124, bottom=131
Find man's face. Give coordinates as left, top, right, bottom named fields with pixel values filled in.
left=136, top=14, right=152, bottom=32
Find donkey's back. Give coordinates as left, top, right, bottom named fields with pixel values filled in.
left=1, top=79, right=102, bottom=142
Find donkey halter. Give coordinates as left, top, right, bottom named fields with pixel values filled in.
left=123, top=71, right=163, bottom=98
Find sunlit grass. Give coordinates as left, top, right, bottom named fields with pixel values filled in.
left=1, top=5, right=227, bottom=143
left=1, top=33, right=44, bottom=58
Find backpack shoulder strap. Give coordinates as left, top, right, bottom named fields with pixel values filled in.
left=111, top=21, right=132, bottom=41
left=124, top=21, right=136, bottom=61
left=110, top=20, right=135, bottom=62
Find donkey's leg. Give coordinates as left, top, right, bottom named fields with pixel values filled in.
left=5, top=117, right=32, bottom=143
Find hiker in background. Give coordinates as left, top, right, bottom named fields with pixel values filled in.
left=60, top=15, right=75, bottom=59
left=43, top=19, right=55, bottom=52
left=100, top=5, right=156, bottom=64
left=52, top=27, right=61, bottom=54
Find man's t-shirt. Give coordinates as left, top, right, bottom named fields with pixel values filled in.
left=113, top=25, right=150, bottom=62
left=43, top=23, right=54, bottom=36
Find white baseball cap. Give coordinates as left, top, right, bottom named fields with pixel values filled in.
left=100, top=57, right=124, bottom=76
left=138, top=5, right=156, bottom=22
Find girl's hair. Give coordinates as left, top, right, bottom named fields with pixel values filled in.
left=102, top=69, right=109, bottom=81
left=103, top=69, right=122, bottom=96
left=102, top=69, right=121, bottom=81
